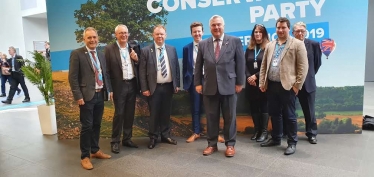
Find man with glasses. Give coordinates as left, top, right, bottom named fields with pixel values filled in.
left=292, top=22, right=322, bottom=144
left=259, top=17, right=308, bottom=155
left=105, top=24, right=141, bottom=153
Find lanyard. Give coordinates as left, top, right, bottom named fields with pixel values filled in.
left=254, top=46, right=261, bottom=61
left=117, top=42, right=129, bottom=64
left=194, top=45, right=198, bottom=53
left=158, top=46, right=165, bottom=62
left=88, top=51, right=101, bottom=72
left=274, top=42, right=285, bottom=58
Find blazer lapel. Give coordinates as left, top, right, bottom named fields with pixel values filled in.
left=280, top=36, right=293, bottom=61
left=267, top=41, right=276, bottom=67
left=150, top=44, right=157, bottom=70
left=207, top=37, right=215, bottom=62
left=188, top=43, right=193, bottom=67
left=83, top=47, right=94, bottom=72
left=217, top=36, right=229, bottom=62
left=113, top=44, right=123, bottom=71
left=165, top=45, right=173, bottom=71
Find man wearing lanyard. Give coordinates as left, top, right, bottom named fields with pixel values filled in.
left=69, top=27, right=111, bottom=170
left=259, top=17, right=308, bottom=155
left=139, top=25, right=180, bottom=149
left=2, top=46, right=29, bottom=104
left=105, top=24, right=141, bottom=154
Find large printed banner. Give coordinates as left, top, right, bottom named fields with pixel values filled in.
left=46, top=0, right=368, bottom=139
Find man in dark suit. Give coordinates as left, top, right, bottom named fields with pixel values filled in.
left=69, top=27, right=111, bottom=170
left=1, top=46, right=29, bottom=104
left=105, top=24, right=141, bottom=153
left=194, top=15, right=245, bottom=157
left=292, top=22, right=322, bottom=144
left=139, top=25, right=180, bottom=149
left=259, top=17, right=308, bottom=155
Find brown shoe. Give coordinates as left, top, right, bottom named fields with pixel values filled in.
left=218, top=135, right=225, bottom=143
left=225, top=146, right=235, bottom=157
left=90, top=150, right=111, bottom=159
left=81, top=157, right=93, bottom=170
left=203, top=146, right=218, bottom=156
left=186, top=133, right=200, bottom=143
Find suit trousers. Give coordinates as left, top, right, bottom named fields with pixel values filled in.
left=111, top=79, right=137, bottom=144
left=147, top=82, right=173, bottom=139
left=298, top=88, right=317, bottom=137
left=267, top=80, right=298, bottom=145
left=204, top=93, right=237, bottom=147
left=8, top=72, right=29, bottom=100
left=188, top=76, right=203, bottom=134
left=1, top=75, right=20, bottom=95
left=79, top=91, right=104, bottom=159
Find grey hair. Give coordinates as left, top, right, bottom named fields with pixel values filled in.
left=209, top=15, right=225, bottom=26
left=9, top=46, right=16, bottom=53
left=115, top=24, right=128, bottom=33
left=293, top=21, right=307, bottom=31
left=83, top=27, right=98, bottom=38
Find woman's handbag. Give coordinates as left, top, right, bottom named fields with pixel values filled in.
left=1, top=66, right=10, bottom=75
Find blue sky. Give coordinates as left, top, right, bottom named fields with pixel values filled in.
left=47, top=0, right=368, bottom=87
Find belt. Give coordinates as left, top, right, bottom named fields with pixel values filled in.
left=95, top=89, right=102, bottom=92
left=123, top=78, right=135, bottom=82
left=157, top=82, right=172, bottom=85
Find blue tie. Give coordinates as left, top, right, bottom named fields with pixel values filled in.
left=12, top=57, right=15, bottom=71
left=158, top=47, right=167, bottom=78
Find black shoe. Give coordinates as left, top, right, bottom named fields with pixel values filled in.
left=284, top=144, right=296, bottom=155
left=122, top=140, right=139, bottom=148
left=1, top=100, right=11, bottom=104
left=260, top=139, right=281, bottom=147
left=256, top=131, right=268, bottom=142
left=161, top=137, right=177, bottom=145
left=308, top=136, right=317, bottom=144
left=250, top=131, right=259, bottom=140
left=17, top=89, right=21, bottom=95
left=22, top=98, right=30, bottom=103
left=148, top=139, right=157, bottom=149
left=0, top=94, right=6, bottom=97
left=111, top=143, right=120, bottom=154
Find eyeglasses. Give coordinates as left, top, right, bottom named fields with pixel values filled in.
left=294, top=30, right=306, bottom=34
left=118, top=32, right=130, bottom=36
left=256, top=24, right=264, bottom=27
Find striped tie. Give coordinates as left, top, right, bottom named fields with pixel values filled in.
left=159, top=47, right=167, bottom=78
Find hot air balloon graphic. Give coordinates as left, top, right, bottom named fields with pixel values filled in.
left=320, top=38, right=336, bottom=59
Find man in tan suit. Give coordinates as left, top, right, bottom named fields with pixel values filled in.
left=258, top=17, right=308, bottom=155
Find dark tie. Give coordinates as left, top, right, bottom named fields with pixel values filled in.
left=215, top=39, right=220, bottom=61
left=90, top=51, right=103, bottom=86
left=158, top=47, right=167, bottom=78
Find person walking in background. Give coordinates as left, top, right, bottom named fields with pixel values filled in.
left=0, top=53, right=21, bottom=97
left=245, top=24, right=270, bottom=142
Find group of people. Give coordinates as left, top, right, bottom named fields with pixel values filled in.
left=68, top=15, right=321, bottom=170
left=0, top=47, right=30, bottom=104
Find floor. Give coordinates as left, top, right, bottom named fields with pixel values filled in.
left=1, top=82, right=374, bottom=177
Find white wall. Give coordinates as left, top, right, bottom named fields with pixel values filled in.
left=365, top=0, right=374, bottom=81
left=21, top=0, right=46, bottom=17
left=22, top=17, right=49, bottom=60
left=0, top=0, right=26, bottom=57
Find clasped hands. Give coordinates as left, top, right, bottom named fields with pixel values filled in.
left=195, top=85, right=243, bottom=94
left=247, top=75, right=257, bottom=86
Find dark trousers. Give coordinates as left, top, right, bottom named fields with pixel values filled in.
left=79, top=91, right=104, bottom=159
left=111, top=79, right=136, bottom=143
left=7, top=72, right=29, bottom=100
left=188, top=76, right=203, bottom=134
left=267, top=81, right=297, bottom=145
left=1, top=75, right=20, bottom=95
left=204, top=93, right=237, bottom=147
left=298, top=88, right=317, bottom=137
left=147, top=82, right=173, bottom=139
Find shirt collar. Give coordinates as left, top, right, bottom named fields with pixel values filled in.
left=154, top=42, right=165, bottom=50
left=85, top=46, right=97, bottom=53
left=193, top=41, right=199, bottom=47
left=213, top=33, right=224, bottom=42
left=116, top=41, right=128, bottom=49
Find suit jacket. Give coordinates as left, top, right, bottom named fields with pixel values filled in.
left=7, top=54, right=24, bottom=73
left=259, top=36, right=308, bottom=90
left=68, top=47, right=110, bottom=101
left=194, top=34, right=245, bottom=95
left=104, top=42, right=141, bottom=96
left=139, top=43, right=180, bottom=95
left=182, top=42, right=194, bottom=90
left=303, top=38, right=322, bottom=93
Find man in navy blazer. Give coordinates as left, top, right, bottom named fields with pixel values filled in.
left=292, top=22, right=322, bottom=144
left=139, top=25, right=180, bottom=149
left=195, top=15, right=245, bottom=157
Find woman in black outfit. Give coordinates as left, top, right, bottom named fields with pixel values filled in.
left=245, top=24, right=270, bottom=142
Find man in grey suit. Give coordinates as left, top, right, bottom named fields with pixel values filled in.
left=139, top=25, right=180, bottom=149
left=69, top=27, right=111, bottom=170
left=194, top=15, right=245, bottom=157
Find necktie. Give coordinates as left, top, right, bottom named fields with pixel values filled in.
left=90, top=51, right=103, bottom=86
left=214, top=39, right=220, bottom=61
left=12, top=57, right=15, bottom=71
left=158, top=47, right=167, bottom=78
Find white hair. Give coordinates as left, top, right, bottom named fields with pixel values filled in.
left=209, top=15, right=225, bottom=26
left=293, top=21, right=307, bottom=31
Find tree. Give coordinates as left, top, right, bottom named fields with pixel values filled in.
left=74, top=0, right=168, bottom=45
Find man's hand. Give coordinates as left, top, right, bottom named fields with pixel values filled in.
left=260, top=87, right=266, bottom=92
left=235, top=85, right=243, bottom=93
left=142, top=90, right=150, bottom=97
left=175, top=87, right=180, bottom=93
left=130, top=48, right=138, bottom=62
left=77, top=99, right=85, bottom=105
left=109, top=92, right=113, bottom=103
left=195, top=85, right=202, bottom=94
left=247, top=75, right=257, bottom=86
left=292, top=86, right=299, bottom=95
